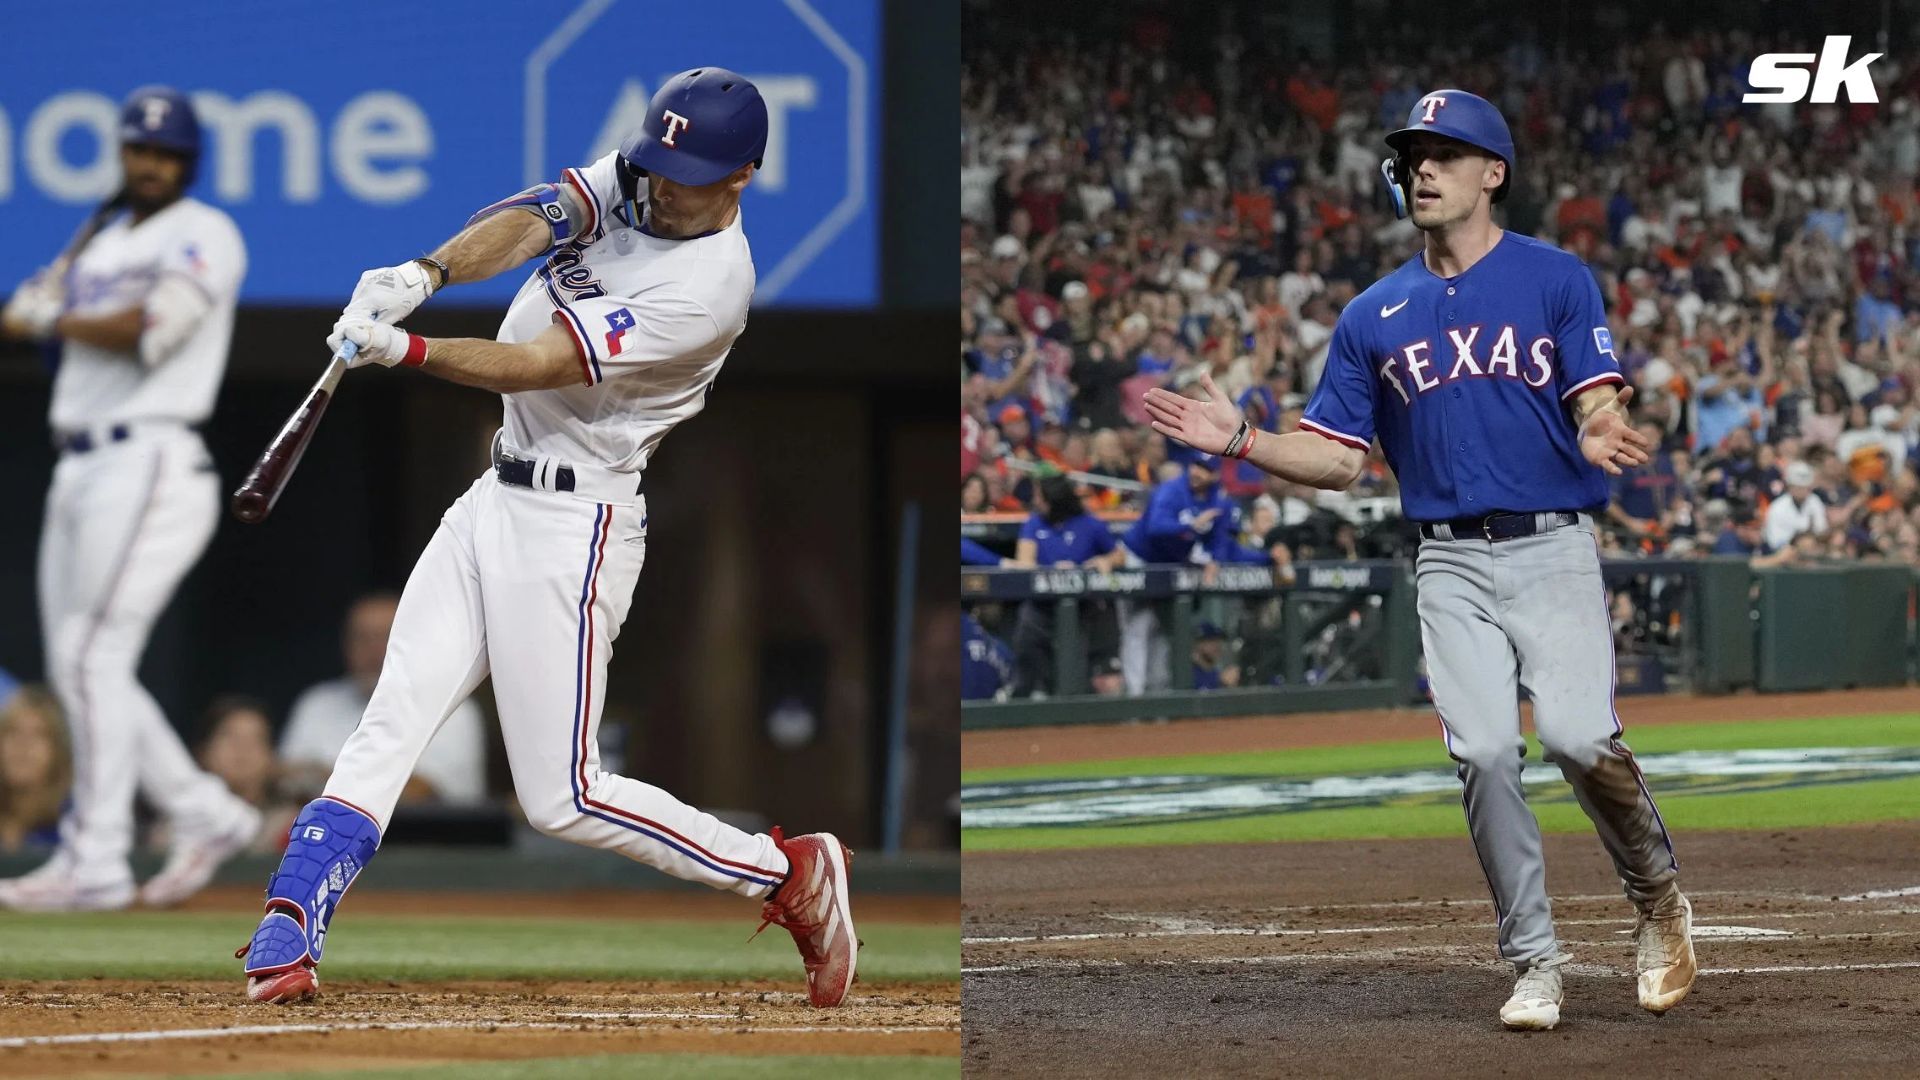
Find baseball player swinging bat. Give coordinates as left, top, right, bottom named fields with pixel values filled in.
left=230, top=341, right=358, bottom=523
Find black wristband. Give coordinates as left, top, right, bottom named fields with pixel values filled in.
left=414, top=256, right=450, bottom=292
left=1224, top=419, right=1252, bottom=458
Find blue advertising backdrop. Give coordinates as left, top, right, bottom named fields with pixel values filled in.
left=0, top=0, right=877, bottom=307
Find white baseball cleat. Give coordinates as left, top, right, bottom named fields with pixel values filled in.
left=1500, top=954, right=1568, bottom=1031
left=1635, top=891, right=1697, bottom=1013
left=139, top=803, right=263, bottom=908
left=0, top=856, right=134, bottom=912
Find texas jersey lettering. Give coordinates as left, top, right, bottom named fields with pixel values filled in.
left=1302, top=232, right=1624, bottom=521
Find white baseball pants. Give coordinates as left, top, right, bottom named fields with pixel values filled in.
left=39, top=427, right=256, bottom=887
left=324, top=472, right=789, bottom=898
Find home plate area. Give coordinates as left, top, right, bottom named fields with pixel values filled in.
left=961, top=830, right=1920, bottom=1077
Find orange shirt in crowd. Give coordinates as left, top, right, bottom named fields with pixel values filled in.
left=1232, top=189, right=1275, bottom=231
left=1286, top=75, right=1340, bottom=132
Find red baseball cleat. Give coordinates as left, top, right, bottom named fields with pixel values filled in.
left=245, top=963, right=319, bottom=1004
left=754, top=827, right=859, bottom=1007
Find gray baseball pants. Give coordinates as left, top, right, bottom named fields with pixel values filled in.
left=1415, top=515, right=1678, bottom=968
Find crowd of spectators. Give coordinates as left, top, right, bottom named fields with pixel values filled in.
left=961, top=12, right=1920, bottom=574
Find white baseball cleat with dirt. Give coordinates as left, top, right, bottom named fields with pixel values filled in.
left=1500, top=954, right=1568, bottom=1031
left=1635, top=891, right=1697, bottom=1013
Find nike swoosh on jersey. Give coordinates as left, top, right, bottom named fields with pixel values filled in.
left=1380, top=299, right=1410, bottom=318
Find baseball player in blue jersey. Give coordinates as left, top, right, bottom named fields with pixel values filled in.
left=1145, top=90, right=1694, bottom=1031
left=1116, top=453, right=1274, bottom=694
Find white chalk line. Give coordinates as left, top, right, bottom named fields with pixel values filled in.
left=1837, top=885, right=1920, bottom=901
left=555, top=1011, right=735, bottom=1019
left=965, top=899, right=1920, bottom=946
left=965, top=949, right=1920, bottom=979
left=0, top=1018, right=958, bottom=1049
left=964, top=915, right=1920, bottom=946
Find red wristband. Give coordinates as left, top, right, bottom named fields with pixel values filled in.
left=402, top=332, right=429, bottom=367
left=1235, top=426, right=1257, bottom=460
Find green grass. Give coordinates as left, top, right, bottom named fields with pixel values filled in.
left=181, top=1055, right=955, bottom=1080
left=963, top=712, right=1920, bottom=784
left=963, top=712, right=1920, bottom=852
left=0, top=912, right=957, bottom=983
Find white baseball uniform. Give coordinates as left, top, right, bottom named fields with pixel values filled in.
left=321, top=153, right=790, bottom=897
left=38, top=196, right=258, bottom=889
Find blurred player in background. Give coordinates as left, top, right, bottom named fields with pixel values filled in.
left=0, top=86, right=262, bottom=911
left=236, top=68, right=858, bottom=1010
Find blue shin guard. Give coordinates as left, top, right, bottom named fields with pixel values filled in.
left=238, top=797, right=381, bottom=977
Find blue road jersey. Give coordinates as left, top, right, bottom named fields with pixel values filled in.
left=1121, top=476, right=1270, bottom=564
left=1020, top=511, right=1117, bottom=565
left=1300, top=232, right=1625, bottom=522
left=961, top=537, right=1003, bottom=566
left=961, top=614, right=1015, bottom=701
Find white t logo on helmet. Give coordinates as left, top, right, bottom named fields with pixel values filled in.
left=1420, top=95, right=1448, bottom=123
left=661, top=110, right=692, bottom=148
left=142, top=98, right=171, bottom=129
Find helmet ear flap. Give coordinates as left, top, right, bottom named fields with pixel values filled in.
left=1381, top=156, right=1411, bottom=219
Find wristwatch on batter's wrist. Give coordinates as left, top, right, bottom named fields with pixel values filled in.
left=414, top=256, right=450, bottom=293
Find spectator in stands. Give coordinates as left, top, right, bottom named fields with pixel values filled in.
left=0, top=687, right=68, bottom=855
left=1837, top=403, right=1909, bottom=482
left=962, top=473, right=990, bottom=514
left=1609, top=420, right=1679, bottom=543
left=196, top=696, right=295, bottom=852
left=281, top=593, right=488, bottom=807
left=1764, top=461, right=1829, bottom=551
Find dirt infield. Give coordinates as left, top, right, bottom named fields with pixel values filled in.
left=963, top=822, right=1920, bottom=1076
left=962, top=687, right=1920, bottom=770
left=962, top=687, right=1920, bottom=1075
left=0, top=979, right=958, bottom=1077
left=0, top=889, right=958, bottom=1077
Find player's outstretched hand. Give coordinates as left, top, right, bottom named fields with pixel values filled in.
left=335, top=317, right=422, bottom=369
left=325, top=262, right=436, bottom=354
left=1578, top=385, right=1653, bottom=476
left=1143, top=371, right=1243, bottom=456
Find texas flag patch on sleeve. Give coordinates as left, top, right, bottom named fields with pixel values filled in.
left=604, top=308, right=636, bottom=356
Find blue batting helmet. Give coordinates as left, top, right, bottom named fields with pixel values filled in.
left=1380, top=89, right=1513, bottom=218
left=119, top=85, right=202, bottom=183
left=619, top=68, right=768, bottom=187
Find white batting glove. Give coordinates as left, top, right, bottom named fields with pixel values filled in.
left=325, top=260, right=434, bottom=354
left=2, top=271, right=66, bottom=341
left=335, top=317, right=426, bottom=369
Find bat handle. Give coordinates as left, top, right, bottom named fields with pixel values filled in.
left=318, top=340, right=358, bottom=392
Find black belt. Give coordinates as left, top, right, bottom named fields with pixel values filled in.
left=492, top=450, right=641, bottom=495
left=1418, top=511, right=1580, bottom=542
left=56, top=424, right=132, bottom=454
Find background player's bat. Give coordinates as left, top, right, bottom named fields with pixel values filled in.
left=230, top=341, right=358, bottom=524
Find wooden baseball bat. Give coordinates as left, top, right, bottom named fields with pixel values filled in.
left=229, top=342, right=357, bottom=524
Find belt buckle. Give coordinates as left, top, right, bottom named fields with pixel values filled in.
left=1481, top=514, right=1498, bottom=542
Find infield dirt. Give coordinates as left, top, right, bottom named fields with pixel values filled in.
left=0, top=889, right=958, bottom=1078
left=962, top=688, right=1920, bottom=1076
